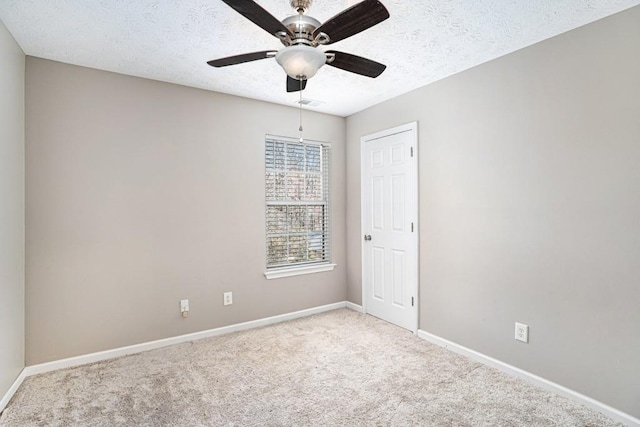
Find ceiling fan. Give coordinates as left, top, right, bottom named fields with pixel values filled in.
left=208, top=0, right=390, bottom=92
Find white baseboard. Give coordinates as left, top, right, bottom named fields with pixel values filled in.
left=345, top=301, right=364, bottom=313
left=417, top=330, right=640, bottom=427
left=11, top=304, right=632, bottom=426
left=2, top=301, right=349, bottom=412
left=24, top=301, right=347, bottom=377
left=0, top=370, right=28, bottom=413
left=2, top=301, right=348, bottom=412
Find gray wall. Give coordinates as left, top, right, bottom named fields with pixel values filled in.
left=346, top=6, right=640, bottom=418
left=0, top=19, right=25, bottom=398
left=25, top=58, right=346, bottom=365
left=16, top=4, right=640, bottom=419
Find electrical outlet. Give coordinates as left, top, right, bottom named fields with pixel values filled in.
left=180, top=299, right=189, bottom=318
left=223, top=292, right=233, bottom=306
left=515, top=322, right=529, bottom=343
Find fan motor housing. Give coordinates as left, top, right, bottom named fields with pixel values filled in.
left=281, top=14, right=321, bottom=45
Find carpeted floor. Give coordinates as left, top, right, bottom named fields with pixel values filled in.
left=0, top=309, right=622, bottom=426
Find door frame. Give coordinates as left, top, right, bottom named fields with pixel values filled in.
left=360, top=121, right=419, bottom=333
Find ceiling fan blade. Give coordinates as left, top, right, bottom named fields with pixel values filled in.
left=287, top=76, right=308, bottom=92
left=313, top=0, right=389, bottom=45
left=325, top=51, right=386, bottom=78
left=221, top=0, right=293, bottom=38
left=207, top=50, right=277, bottom=67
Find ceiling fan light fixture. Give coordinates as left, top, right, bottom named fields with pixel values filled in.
left=275, top=45, right=326, bottom=80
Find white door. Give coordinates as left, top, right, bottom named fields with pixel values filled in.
left=361, top=122, right=418, bottom=332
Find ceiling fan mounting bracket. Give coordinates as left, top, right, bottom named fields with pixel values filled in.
left=313, top=32, right=330, bottom=45
left=290, top=0, right=313, bottom=14
left=275, top=31, right=291, bottom=44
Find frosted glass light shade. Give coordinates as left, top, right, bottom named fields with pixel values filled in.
left=275, top=45, right=326, bottom=80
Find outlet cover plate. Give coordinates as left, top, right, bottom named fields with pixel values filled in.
left=515, top=322, right=529, bottom=343
left=223, top=292, right=233, bottom=306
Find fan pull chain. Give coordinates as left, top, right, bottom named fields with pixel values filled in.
left=299, top=78, right=304, bottom=142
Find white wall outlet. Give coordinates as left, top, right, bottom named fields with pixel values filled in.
left=515, top=322, right=529, bottom=343
left=180, top=299, right=189, bottom=318
left=223, top=292, right=233, bottom=306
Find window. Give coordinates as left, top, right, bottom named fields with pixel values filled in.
left=265, top=135, right=333, bottom=277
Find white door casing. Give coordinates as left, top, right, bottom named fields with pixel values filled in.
left=361, top=122, right=418, bottom=332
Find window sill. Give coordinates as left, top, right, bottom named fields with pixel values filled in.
left=264, top=263, right=336, bottom=280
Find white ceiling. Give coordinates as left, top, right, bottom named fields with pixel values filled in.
left=1, top=0, right=638, bottom=117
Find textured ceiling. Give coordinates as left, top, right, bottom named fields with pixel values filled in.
left=1, top=0, right=639, bottom=116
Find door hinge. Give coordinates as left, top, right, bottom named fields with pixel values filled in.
left=411, top=297, right=414, bottom=306
left=410, top=147, right=414, bottom=157
left=411, top=222, right=414, bottom=232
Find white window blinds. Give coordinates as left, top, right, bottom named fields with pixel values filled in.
left=265, top=136, right=331, bottom=269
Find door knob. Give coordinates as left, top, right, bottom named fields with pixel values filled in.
left=364, top=234, right=372, bottom=241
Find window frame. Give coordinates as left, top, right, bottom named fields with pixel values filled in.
left=263, top=135, right=335, bottom=279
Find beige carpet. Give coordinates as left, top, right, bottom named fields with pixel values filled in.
left=0, top=309, right=622, bottom=426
